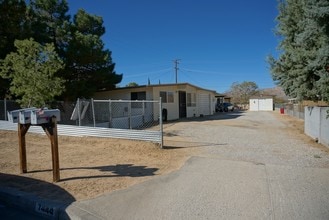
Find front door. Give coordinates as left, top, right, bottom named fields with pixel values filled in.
left=179, top=91, right=187, bottom=118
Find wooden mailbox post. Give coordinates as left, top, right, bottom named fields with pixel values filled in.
left=9, top=109, right=61, bottom=182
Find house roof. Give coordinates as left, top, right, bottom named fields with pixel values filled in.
left=249, top=96, right=274, bottom=99
left=215, top=93, right=226, bottom=97
left=111, top=82, right=217, bottom=94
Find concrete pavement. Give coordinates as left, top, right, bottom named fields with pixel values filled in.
left=65, top=156, right=329, bottom=219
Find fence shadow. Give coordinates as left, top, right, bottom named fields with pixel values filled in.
left=166, top=110, right=246, bottom=124
left=163, top=140, right=227, bottom=149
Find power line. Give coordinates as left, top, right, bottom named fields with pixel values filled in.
left=123, top=68, right=172, bottom=78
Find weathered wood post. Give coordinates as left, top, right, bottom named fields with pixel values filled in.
left=18, top=123, right=30, bottom=173
left=42, top=116, right=60, bottom=182
left=9, top=108, right=61, bottom=182
left=51, top=117, right=60, bottom=182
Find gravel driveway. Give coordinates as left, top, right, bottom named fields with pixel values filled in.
left=165, top=110, right=329, bottom=168
left=68, top=111, right=329, bottom=220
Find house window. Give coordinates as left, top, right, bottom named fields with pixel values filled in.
left=131, top=91, right=146, bottom=108
left=187, top=93, right=196, bottom=107
left=131, top=91, right=146, bottom=100
left=160, top=91, right=174, bottom=103
left=160, top=91, right=167, bottom=103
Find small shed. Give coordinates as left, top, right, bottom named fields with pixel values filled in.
left=249, top=97, right=274, bottom=111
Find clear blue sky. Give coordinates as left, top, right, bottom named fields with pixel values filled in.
left=68, top=0, right=279, bottom=93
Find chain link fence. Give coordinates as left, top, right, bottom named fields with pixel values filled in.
left=72, top=98, right=162, bottom=130
left=0, top=99, right=20, bottom=121
left=284, top=103, right=305, bottom=120
left=1, top=99, right=163, bottom=146
left=1, top=99, right=162, bottom=130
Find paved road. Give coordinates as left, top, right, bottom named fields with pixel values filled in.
left=66, top=111, right=329, bottom=219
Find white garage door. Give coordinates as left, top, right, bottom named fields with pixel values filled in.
left=249, top=98, right=273, bottom=111
left=259, top=99, right=273, bottom=111
left=198, top=93, right=210, bottom=116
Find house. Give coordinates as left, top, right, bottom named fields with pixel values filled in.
left=93, top=83, right=217, bottom=121
left=249, top=96, right=274, bottom=111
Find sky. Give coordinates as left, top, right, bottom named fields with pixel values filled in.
left=67, top=0, right=279, bottom=93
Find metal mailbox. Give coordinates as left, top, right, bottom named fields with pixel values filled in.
left=19, top=110, right=33, bottom=124
left=31, top=109, right=61, bottom=125
left=8, top=108, right=36, bottom=123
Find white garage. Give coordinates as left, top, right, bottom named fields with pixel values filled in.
left=249, top=97, right=273, bottom=111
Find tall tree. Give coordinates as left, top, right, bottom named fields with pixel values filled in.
left=63, top=9, right=122, bottom=100
left=28, top=0, right=71, bottom=57
left=0, top=0, right=27, bottom=58
left=126, top=82, right=139, bottom=87
left=0, top=0, right=28, bottom=98
left=305, top=0, right=329, bottom=102
left=227, top=81, right=259, bottom=104
left=0, top=38, right=65, bottom=107
left=268, top=0, right=329, bottom=102
left=0, top=1, right=122, bottom=101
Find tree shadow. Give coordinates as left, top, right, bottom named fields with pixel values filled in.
left=27, top=164, right=158, bottom=182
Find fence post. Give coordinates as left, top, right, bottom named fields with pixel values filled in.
left=4, top=98, right=7, bottom=121
left=142, top=100, right=145, bottom=124
left=91, top=98, right=96, bottom=127
left=109, top=100, right=112, bottom=128
left=159, top=98, right=163, bottom=148
left=129, top=101, right=132, bottom=129
left=77, top=98, right=81, bottom=126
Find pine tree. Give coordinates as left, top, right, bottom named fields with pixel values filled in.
left=28, top=0, right=71, bottom=57
left=63, top=9, right=122, bottom=100
left=305, top=0, right=329, bottom=101
left=268, top=0, right=329, bottom=102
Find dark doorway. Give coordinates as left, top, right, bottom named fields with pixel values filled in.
left=179, top=91, right=187, bottom=118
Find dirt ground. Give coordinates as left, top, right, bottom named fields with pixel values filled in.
left=274, top=113, right=329, bottom=154
left=0, top=128, right=197, bottom=203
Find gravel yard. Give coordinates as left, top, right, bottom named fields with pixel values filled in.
left=164, top=111, right=329, bottom=168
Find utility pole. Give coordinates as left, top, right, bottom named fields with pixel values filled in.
left=174, top=59, right=180, bottom=84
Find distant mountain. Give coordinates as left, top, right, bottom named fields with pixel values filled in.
left=259, top=87, right=289, bottom=103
